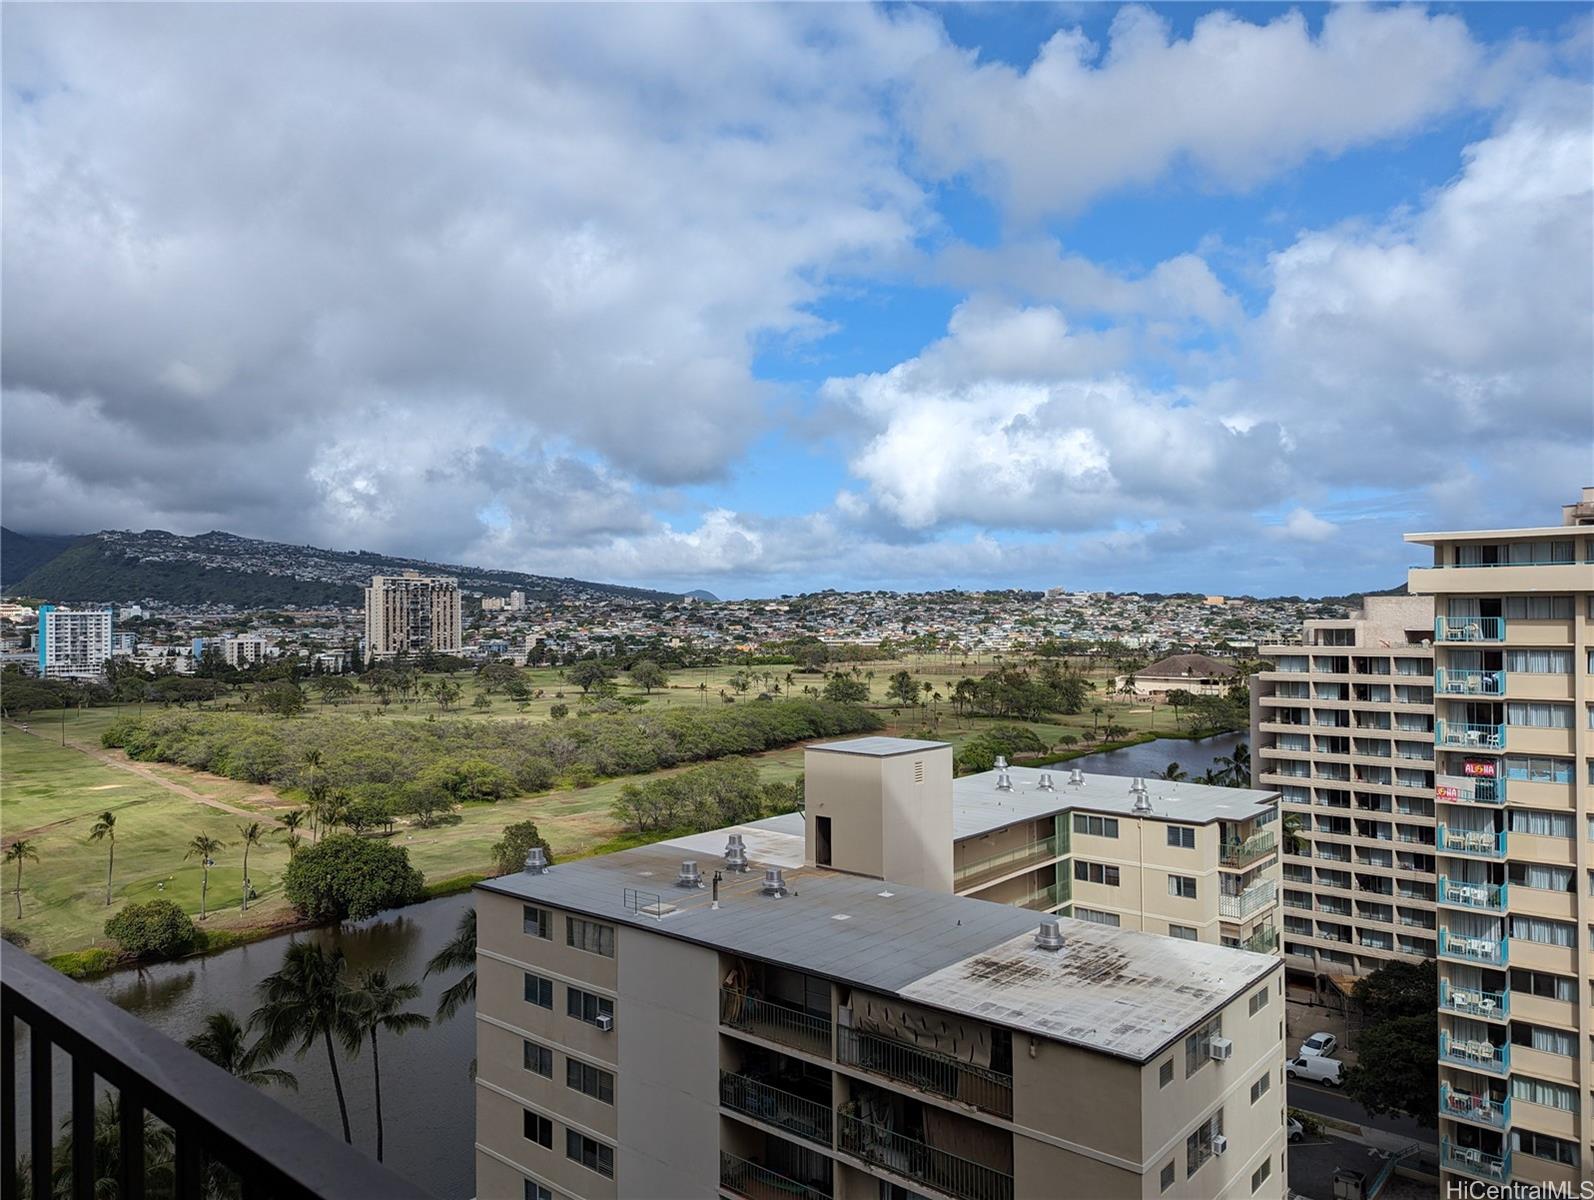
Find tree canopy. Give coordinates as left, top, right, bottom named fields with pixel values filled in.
left=282, top=835, right=425, bottom=921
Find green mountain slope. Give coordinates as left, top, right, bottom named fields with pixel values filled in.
left=1, top=528, right=85, bottom=588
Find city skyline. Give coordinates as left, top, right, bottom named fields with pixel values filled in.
left=4, top=4, right=1590, bottom=599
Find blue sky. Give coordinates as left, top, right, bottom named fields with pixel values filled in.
left=3, top=3, right=1590, bottom=598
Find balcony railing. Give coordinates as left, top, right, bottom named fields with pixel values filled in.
left=1435, top=617, right=1506, bottom=643
left=1439, top=981, right=1508, bottom=1021
left=1436, top=775, right=1506, bottom=805
left=837, top=1114, right=1013, bottom=1200
left=1218, top=879, right=1278, bottom=919
left=1435, top=669, right=1505, bottom=696
left=720, top=1152, right=832, bottom=1200
left=837, top=1026, right=1013, bottom=1119
left=1437, top=825, right=1506, bottom=859
left=1436, top=722, right=1505, bottom=751
left=1244, top=926, right=1279, bottom=953
left=955, top=836, right=1057, bottom=890
left=1441, top=1139, right=1509, bottom=1181
left=1220, top=830, right=1277, bottom=868
left=0, top=941, right=433, bottom=1200
left=1439, top=1032, right=1509, bottom=1074
left=719, top=1072, right=833, bottom=1147
left=1438, top=877, right=1508, bottom=913
left=1438, top=929, right=1507, bottom=967
left=1441, top=1086, right=1509, bottom=1129
left=721, top=989, right=833, bottom=1058
left=1015, top=884, right=1060, bottom=912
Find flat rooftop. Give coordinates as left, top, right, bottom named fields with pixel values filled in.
left=952, top=767, right=1278, bottom=840
left=479, top=819, right=1278, bottom=1063
left=1403, top=525, right=1571, bottom=544
left=807, top=736, right=949, bottom=758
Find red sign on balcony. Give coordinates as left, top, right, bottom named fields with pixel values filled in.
left=1437, top=785, right=1460, bottom=800
left=1463, top=760, right=1497, bottom=778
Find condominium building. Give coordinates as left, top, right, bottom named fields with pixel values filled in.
left=364, top=572, right=463, bottom=658
left=222, top=635, right=271, bottom=668
left=36, top=604, right=113, bottom=680
left=1411, top=489, right=1593, bottom=1192
left=1250, top=595, right=1439, bottom=990
left=475, top=738, right=1288, bottom=1200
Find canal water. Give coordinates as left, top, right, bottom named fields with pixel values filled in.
left=44, top=732, right=1245, bottom=1199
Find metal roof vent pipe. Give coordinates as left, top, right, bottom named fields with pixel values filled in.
left=724, top=833, right=749, bottom=872
left=995, top=768, right=1013, bottom=792
left=676, top=861, right=703, bottom=889
left=1035, top=920, right=1066, bottom=952
left=1068, top=767, right=1085, bottom=787
left=1037, top=771, right=1055, bottom=792
left=761, top=867, right=787, bottom=898
left=523, top=846, right=550, bottom=875
left=993, top=755, right=1008, bottom=770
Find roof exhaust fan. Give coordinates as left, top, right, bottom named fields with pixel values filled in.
left=1068, top=767, right=1085, bottom=787
left=1131, top=778, right=1154, bottom=815
left=995, top=768, right=1013, bottom=792
left=676, top=860, right=703, bottom=889
left=993, top=755, right=1008, bottom=770
left=1034, top=919, right=1066, bottom=952
left=761, top=867, right=788, bottom=898
left=1037, top=771, right=1055, bottom=792
left=724, top=833, right=749, bottom=872
left=523, top=846, right=550, bottom=875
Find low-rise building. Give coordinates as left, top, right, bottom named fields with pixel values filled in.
left=1120, top=653, right=1237, bottom=697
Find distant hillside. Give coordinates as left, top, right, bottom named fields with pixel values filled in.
left=1, top=528, right=85, bottom=588
left=4, top=529, right=679, bottom=607
left=684, top=589, right=720, bottom=601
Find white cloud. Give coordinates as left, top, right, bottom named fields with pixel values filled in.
left=1274, top=508, right=1337, bottom=543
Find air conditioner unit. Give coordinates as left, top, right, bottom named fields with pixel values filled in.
left=1208, top=1037, right=1234, bottom=1061
left=1211, top=1135, right=1229, bottom=1157
left=595, top=1014, right=614, bottom=1032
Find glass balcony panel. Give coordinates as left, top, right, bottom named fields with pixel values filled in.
left=955, top=836, right=1057, bottom=889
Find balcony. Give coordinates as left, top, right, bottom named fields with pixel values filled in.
left=1441, top=1086, right=1509, bottom=1129
left=1439, top=981, right=1508, bottom=1021
left=1441, top=1140, right=1509, bottom=1181
left=1437, top=825, right=1505, bottom=860
left=1015, top=884, right=1060, bottom=912
left=837, top=1025, right=1012, bottom=1119
left=1435, top=617, right=1506, bottom=643
left=1244, top=926, right=1279, bottom=953
left=1218, top=879, right=1278, bottom=919
left=722, top=989, right=833, bottom=1058
left=0, top=941, right=432, bottom=1200
left=720, top=1151, right=832, bottom=1200
left=1435, top=669, right=1505, bottom=696
left=720, top=1072, right=833, bottom=1147
left=955, top=836, right=1057, bottom=890
left=837, top=1113, right=1013, bottom=1200
left=1436, top=722, right=1504, bottom=751
left=1438, top=877, right=1507, bottom=913
left=1439, top=929, right=1507, bottom=967
left=1436, top=774, right=1506, bottom=805
left=1220, top=830, right=1277, bottom=868
left=1439, top=1032, right=1509, bottom=1075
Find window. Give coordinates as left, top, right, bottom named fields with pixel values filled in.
left=1073, top=814, right=1119, bottom=838
left=523, top=1040, right=553, bottom=1077
left=1159, top=1060, right=1174, bottom=1088
left=1250, top=1072, right=1271, bottom=1104
left=1504, top=596, right=1574, bottom=620
left=1251, top=1160, right=1272, bottom=1193
left=1510, top=969, right=1576, bottom=1003
left=1511, top=1022, right=1575, bottom=1057
left=524, top=973, right=553, bottom=1009
left=1185, top=1017, right=1222, bottom=1077
left=1512, top=1075, right=1579, bottom=1113
left=1507, top=755, right=1573, bottom=784
left=1505, top=649, right=1572, bottom=674
left=1509, top=808, right=1573, bottom=839
left=523, top=1111, right=552, bottom=1149
left=1248, top=987, right=1270, bottom=1016
left=566, top=1058, right=614, bottom=1104
left=1168, top=875, right=1197, bottom=900
left=524, top=1181, right=553, bottom=1200
left=1509, top=915, right=1576, bottom=948
left=1512, top=1129, right=1579, bottom=1168
left=566, top=986, right=614, bottom=1026
left=566, top=917, right=615, bottom=958
left=1168, top=924, right=1198, bottom=941
left=1167, top=826, right=1195, bottom=849
left=1185, top=1110, right=1223, bottom=1176
left=1074, top=907, right=1120, bottom=927
left=1074, top=860, right=1120, bottom=887
left=1506, top=702, right=1572, bottom=729
left=566, top=1131, right=614, bottom=1178
left=523, top=905, right=551, bottom=939
left=1509, top=861, right=1573, bottom=892
left=1160, top=1162, right=1176, bottom=1193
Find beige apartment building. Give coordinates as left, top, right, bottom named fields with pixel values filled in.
left=475, top=738, right=1288, bottom=1200
left=1250, top=596, right=1439, bottom=990
left=1409, top=489, right=1594, bottom=1191
left=363, top=571, right=463, bottom=658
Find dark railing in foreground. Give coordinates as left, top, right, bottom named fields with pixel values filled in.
left=837, top=1026, right=1012, bottom=1119
left=838, top=1114, right=1013, bottom=1200
left=719, top=1151, right=832, bottom=1200
left=2, top=941, right=434, bottom=1200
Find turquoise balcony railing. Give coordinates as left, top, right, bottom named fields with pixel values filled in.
left=1435, top=669, right=1506, bottom=695
left=1439, top=1032, right=1509, bottom=1074
left=1441, top=1139, right=1509, bottom=1180
left=1439, top=980, right=1508, bottom=1020
left=1436, top=721, right=1505, bottom=751
left=1437, top=825, right=1506, bottom=859
left=1441, top=1086, right=1509, bottom=1129
left=1438, top=928, right=1507, bottom=966
left=1438, top=877, right=1507, bottom=912
left=1435, top=617, right=1506, bottom=643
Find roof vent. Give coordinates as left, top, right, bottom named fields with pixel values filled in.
left=724, top=833, right=749, bottom=872
left=1068, top=767, right=1085, bottom=787
left=995, top=768, right=1013, bottom=792
left=993, top=755, right=1008, bottom=770
left=1131, top=778, right=1154, bottom=814
left=761, top=867, right=787, bottom=898
left=676, top=861, right=703, bottom=889
left=1035, top=920, right=1066, bottom=952
left=1037, top=771, right=1055, bottom=792
left=523, top=846, right=550, bottom=875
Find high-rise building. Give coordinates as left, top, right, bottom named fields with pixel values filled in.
left=475, top=738, right=1289, bottom=1200
left=364, top=572, right=463, bottom=658
left=1411, top=489, right=1593, bottom=1192
left=1250, top=595, right=1439, bottom=991
left=510, top=589, right=527, bottom=612
left=36, top=605, right=113, bottom=680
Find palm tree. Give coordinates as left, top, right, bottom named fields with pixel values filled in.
left=280, top=809, right=306, bottom=858
left=185, top=1010, right=298, bottom=1090
left=1282, top=813, right=1306, bottom=856
left=1154, top=763, right=1188, bottom=782
left=425, top=907, right=477, bottom=1021
left=346, top=971, right=430, bottom=1161
left=1215, top=742, right=1252, bottom=787
left=88, top=810, right=117, bottom=905
left=5, top=839, right=38, bottom=919
left=237, top=822, right=265, bottom=912
left=186, top=834, right=224, bottom=919
left=250, top=941, right=359, bottom=1143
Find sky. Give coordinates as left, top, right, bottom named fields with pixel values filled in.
left=3, top=3, right=1590, bottom=599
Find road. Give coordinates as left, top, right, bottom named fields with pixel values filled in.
left=1288, top=1080, right=1433, bottom=1143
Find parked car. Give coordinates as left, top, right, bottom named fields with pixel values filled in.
left=1286, top=1116, right=1304, bottom=1143
left=1285, top=1055, right=1343, bottom=1087
left=1298, top=1032, right=1338, bottom=1058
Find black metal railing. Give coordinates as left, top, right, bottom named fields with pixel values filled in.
left=2, top=942, right=433, bottom=1200
left=836, top=1027, right=1012, bottom=1119
left=719, top=1151, right=832, bottom=1200
left=837, top=1114, right=1012, bottom=1200
left=718, top=1072, right=832, bottom=1146
left=720, top=989, right=832, bottom=1058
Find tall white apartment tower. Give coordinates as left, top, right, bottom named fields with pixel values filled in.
left=364, top=572, right=463, bottom=659
left=1411, top=488, right=1593, bottom=1192
left=36, top=605, right=113, bottom=681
